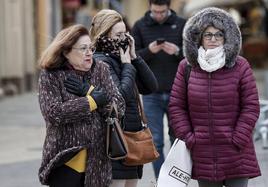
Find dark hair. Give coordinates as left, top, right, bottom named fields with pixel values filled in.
left=149, top=0, right=171, bottom=6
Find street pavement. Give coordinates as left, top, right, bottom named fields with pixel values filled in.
left=0, top=92, right=267, bottom=187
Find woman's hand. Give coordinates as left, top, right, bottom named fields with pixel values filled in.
left=119, top=47, right=131, bottom=64
left=91, top=87, right=109, bottom=107
left=126, top=33, right=137, bottom=60
left=64, top=76, right=89, bottom=97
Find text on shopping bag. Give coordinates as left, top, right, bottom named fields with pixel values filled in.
left=169, top=166, right=191, bottom=185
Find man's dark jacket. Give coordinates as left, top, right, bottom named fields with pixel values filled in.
left=132, top=10, right=186, bottom=92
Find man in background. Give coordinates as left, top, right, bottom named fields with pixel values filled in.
left=131, top=0, right=186, bottom=178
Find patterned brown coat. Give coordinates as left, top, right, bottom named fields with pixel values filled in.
left=38, top=60, right=125, bottom=187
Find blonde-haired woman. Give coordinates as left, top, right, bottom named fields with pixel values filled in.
left=90, top=9, right=158, bottom=187
left=38, top=24, right=125, bottom=187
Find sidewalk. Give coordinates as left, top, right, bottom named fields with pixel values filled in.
left=0, top=92, right=267, bottom=187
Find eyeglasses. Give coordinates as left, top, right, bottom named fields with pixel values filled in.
left=203, top=31, right=224, bottom=41
left=72, top=45, right=96, bottom=54
left=151, top=9, right=168, bottom=16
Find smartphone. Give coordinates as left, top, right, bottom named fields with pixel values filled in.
left=156, top=38, right=165, bottom=45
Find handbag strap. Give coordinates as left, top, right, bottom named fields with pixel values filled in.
left=184, top=63, right=192, bottom=86
left=134, top=85, right=148, bottom=125
left=108, top=101, right=119, bottom=118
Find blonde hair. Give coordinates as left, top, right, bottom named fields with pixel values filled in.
left=39, top=24, right=89, bottom=69
left=89, top=9, right=123, bottom=46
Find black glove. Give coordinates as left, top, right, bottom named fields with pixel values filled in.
left=64, top=76, right=89, bottom=97
left=91, top=87, right=109, bottom=107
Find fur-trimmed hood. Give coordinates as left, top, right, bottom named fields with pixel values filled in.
left=183, top=7, right=241, bottom=68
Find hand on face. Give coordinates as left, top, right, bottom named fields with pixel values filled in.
left=125, top=33, right=137, bottom=60
left=120, top=46, right=131, bottom=63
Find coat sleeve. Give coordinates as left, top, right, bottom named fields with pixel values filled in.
left=168, top=60, right=195, bottom=149
left=38, top=70, right=92, bottom=126
left=131, top=56, right=158, bottom=94
left=105, top=59, right=137, bottom=102
left=98, top=63, right=125, bottom=119
left=131, top=22, right=154, bottom=61
left=232, top=59, right=260, bottom=150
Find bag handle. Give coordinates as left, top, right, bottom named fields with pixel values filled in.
left=134, top=85, right=148, bottom=125
left=184, top=63, right=192, bottom=86
left=108, top=101, right=119, bottom=119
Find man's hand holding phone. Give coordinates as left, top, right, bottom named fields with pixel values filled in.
left=149, top=38, right=179, bottom=55
left=156, top=38, right=165, bottom=45
left=149, top=38, right=166, bottom=54
left=162, top=41, right=180, bottom=55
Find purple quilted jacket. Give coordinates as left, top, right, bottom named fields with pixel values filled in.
left=169, top=57, right=261, bottom=181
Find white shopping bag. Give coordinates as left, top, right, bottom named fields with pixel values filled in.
left=157, top=138, right=192, bottom=187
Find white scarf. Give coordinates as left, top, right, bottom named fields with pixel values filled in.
left=197, top=46, right=226, bottom=72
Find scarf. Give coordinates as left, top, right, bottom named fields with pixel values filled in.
left=95, top=35, right=130, bottom=57
left=197, top=46, right=226, bottom=72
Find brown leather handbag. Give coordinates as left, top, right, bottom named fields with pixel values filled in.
left=123, top=89, right=159, bottom=166
left=106, top=102, right=128, bottom=160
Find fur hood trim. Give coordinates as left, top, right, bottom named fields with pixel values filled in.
left=183, top=7, right=241, bottom=68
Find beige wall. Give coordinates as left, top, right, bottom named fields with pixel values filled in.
left=0, top=0, right=35, bottom=78
left=171, top=0, right=188, bottom=15
left=36, top=0, right=50, bottom=60
left=0, top=0, right=5, bottom=79
left=23, top=0, right=36, bottom=74
left=122, top=0, right=148, bottom=27
left=36, top=0, right=62, bottom=59
left=0, top=0, right=36, bottom=93
left=2, top=0, right=24, bottom=78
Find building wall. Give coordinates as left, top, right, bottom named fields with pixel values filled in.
left=35, top=0, right=62, bottom=66
left=122, top=0, right=148, bottom=27
left=23, top=0, right=36, bottom=75
left=0, top=0, right=5, bottom=83
left=2, top=0, right=24, bottom=78
left=0, top=0, right=36, bottom=94
left=36, top=0, right=52, bottom=59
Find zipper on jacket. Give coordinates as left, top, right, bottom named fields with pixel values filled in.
left=208, top=73, right=217, bottom=180
left=208, top=73, right=212, bottom=143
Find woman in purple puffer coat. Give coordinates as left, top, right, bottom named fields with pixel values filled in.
left=168, top=7, right=261, bottom=187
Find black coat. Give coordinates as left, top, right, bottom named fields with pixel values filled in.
left=94, top=53, right=158, bottom=179
left=132, top=10, right=186, bottom=93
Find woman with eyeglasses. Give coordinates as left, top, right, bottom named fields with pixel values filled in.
left=38, top=24, right=125, bottom=187
left=169, top=7, right=261, bottom=187
left=90, top=9, right=158, bottom=187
